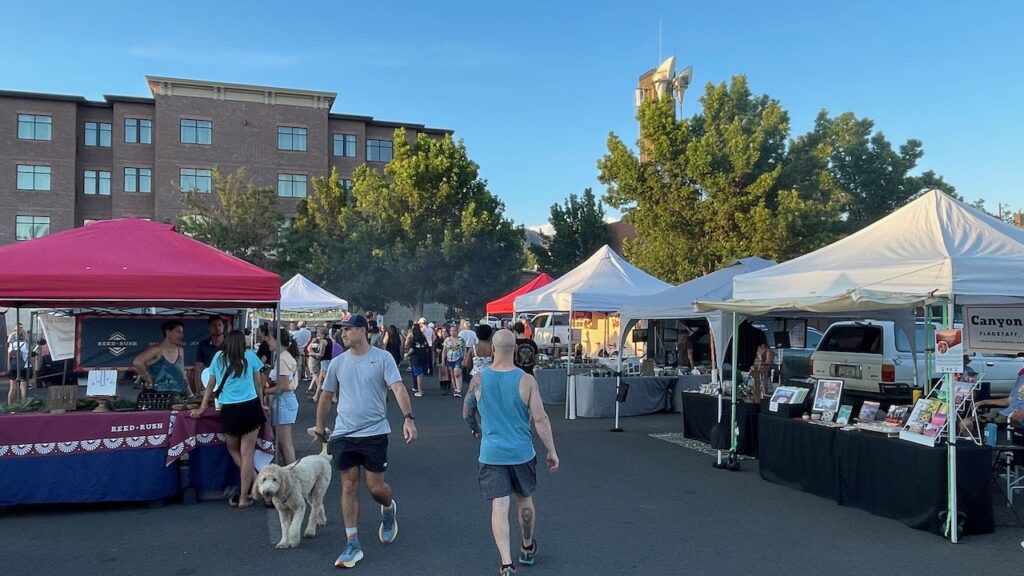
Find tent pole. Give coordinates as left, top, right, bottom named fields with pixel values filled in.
left=15, top=307, right=23, bottom=393
left=944, top=298, right=959, bottom=543
left=566, top=307, right=576, bottom=420
left=730, top=312, right=740, bottom=466
left=612, top=314, right=623, bottom=432
left=272, top=306, right=280, bottom=464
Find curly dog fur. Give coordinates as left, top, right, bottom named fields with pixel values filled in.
left=255, top=449, right=332, bottom=549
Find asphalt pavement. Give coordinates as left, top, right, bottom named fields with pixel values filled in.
left=3, top=373, right=1024, bottom=575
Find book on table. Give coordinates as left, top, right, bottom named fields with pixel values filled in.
left=836, top=405, right=853, bottom=425
left=857, top=401, right=880, bottom=422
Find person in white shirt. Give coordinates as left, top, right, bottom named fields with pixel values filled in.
left=265, top=329, right=300, bottom=465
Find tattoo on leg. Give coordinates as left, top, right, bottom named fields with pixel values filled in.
left=520, top=508, right=534, bottom=542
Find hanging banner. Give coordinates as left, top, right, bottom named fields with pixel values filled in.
left=76, top=316, right=224, bottom=369
left=964, top=305, right=1024, bottom=353
left=38, top=314, right=76, bottom=361
left=934, top=328, right=964, bottom=373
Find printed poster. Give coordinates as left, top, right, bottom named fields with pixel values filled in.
left=934, top=328, right=964, bottom=373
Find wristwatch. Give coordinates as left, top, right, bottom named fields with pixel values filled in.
left=404, top=413, right=415, bottom=420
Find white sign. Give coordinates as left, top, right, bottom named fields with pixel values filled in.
left=964, top=305, right=1024, bottom=353
left=86, top=369, right=118, bottom=397
left=38, top=314, right=76, bottom=361
left=934, top=328, right=964, bottom=373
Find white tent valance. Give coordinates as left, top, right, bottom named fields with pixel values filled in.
left=698, top=190, right=1024, bottom=315
left=619, top=257, right=776, bottom=373
left=514, top=245, right=670, bottom=313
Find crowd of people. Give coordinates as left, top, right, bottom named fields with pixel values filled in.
left=6, top=309, right=554, bottom=573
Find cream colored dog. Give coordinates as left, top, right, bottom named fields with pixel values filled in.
left=256, top=448, right=332, bottom=549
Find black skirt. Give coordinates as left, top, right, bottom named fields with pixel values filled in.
left=220, top=397, right=266, bottom=437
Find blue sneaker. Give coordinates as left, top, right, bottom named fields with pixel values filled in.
left=379, top=500, right=398, bottom=543
left=334, top=540, right=363, bottom=568
left=518, top=540, right=536, bottom=565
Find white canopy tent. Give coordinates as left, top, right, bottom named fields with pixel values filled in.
left=515, top=245, right=670, bottom=420
left=514, top=245, right=671, bottom=313
left=279, top=274, right=348, bottom=312
left=697, top=190, right=1024, bottom=542
left=701, top=190, right=1024, bottom=314
left=617, top=256, right=776, bottom=376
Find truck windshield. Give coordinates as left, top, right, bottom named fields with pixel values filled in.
left=819, top=325, right=883, bottom=354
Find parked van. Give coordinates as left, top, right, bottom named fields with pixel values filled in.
left=810, top=320, right=1022, bottom=396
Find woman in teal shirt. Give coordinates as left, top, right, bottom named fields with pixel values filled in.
left=191, top=330, right=265, bottom=507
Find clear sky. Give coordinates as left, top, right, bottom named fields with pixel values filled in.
left=3, top=0, right=1021, bottom=228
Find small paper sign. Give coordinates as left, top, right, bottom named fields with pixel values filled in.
left=934, top=328, right=964, bottom=373
left=86, top=369, right=118, bottom=397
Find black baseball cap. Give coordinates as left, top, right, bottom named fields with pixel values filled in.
left=339, top=314, right=369, bottom=329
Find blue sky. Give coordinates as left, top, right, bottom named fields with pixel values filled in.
left=3, top=1, right=1021, bottom=228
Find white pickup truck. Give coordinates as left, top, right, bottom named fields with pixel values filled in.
left=530, top=312, right=570, bottom=350
left=810, top=320, right=1023, bottom=396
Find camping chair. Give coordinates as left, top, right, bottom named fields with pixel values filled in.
left=993, top=426, right=1024, bottom=506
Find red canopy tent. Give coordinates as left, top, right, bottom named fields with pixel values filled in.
left=486, top=273, right=555, bottom=316
left=0, top=219, right=280, bottom=307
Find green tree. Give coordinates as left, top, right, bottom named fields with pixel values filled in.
left=599, top=76, right=808, bottom=282
left=781, top=110, right=957, bottom=235
left=177, top=167, right=285, bottom=272
left=294, top=131, right=525, bottom=316
left=530, top=188, right=610, bottom=276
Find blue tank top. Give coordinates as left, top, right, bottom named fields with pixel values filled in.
left=149, top=354, right=186, bottom=394
left=478, top=367, right=535, bottom=465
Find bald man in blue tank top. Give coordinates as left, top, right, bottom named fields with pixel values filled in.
left=471, top=329, right=559, bottom=576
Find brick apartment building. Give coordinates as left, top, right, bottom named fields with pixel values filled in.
left=0, top=76, right=450, bottom=245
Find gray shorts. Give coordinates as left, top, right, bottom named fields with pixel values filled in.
left=479, top=457, right=537, bottom=499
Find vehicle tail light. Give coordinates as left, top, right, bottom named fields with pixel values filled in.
left=808, top=359, right=814, bottom=374
left=882, top=364, right=896, bottom=382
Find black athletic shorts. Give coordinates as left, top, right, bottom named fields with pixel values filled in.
left=479, top=457, right=537, bottom=499
left=330, top=433, right=389, bottom=473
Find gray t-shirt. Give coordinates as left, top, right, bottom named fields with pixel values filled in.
left=323, top=346, right=403, bottom=438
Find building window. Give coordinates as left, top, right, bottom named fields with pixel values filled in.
left=15, top=215, right=50, bottom=240
left=333, top=133, right=357, bottom=157
left=16, top=165, right=51, bottom=190
left=124, top=167, right=152, bottom=193
left=180, top=118, right=212, bottom=145
left=17, top=114, right=52, bottom=140
left=84, top=170, right=112, bottom=196
left=180, top=168, right=213, bottom=193
left=277, top=173, right=308, bottom=198
left=85, top=122, right=112, bottom=147
left=278, top=126, right=307, bottom=151
left=125, top=118, right=152, bottom=144
left=367, top=139, right=393, bottom=163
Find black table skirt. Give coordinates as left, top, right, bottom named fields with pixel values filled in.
left=681, top=393, right=760, bottom=456
left=758, top=415, right=994, bottom=536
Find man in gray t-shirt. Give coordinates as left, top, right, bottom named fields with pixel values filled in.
left=314, top=314, right=417, bottom=569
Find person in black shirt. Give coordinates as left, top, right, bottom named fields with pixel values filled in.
left=513, top=321, right=539, bottom=375
left=193, top=315, right=225, bottom=395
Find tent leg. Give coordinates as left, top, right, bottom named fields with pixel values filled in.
left=611, top=373, right=623, bottom=432
left=725, top=312, right=742, bottom=471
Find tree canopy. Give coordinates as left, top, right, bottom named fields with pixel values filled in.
left=177, top=167, right=285, bottom=273
left=530, top=188, right=610, bottom=277
left=598, top=75, right=956, bottom=283
left=292, top=130, right=525, bottom=316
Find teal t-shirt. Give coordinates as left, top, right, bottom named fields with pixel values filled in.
left=209, top=350, right=261, bottom=404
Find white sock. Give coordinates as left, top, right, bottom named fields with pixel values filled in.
left=346, top=527, right=358, bottom=541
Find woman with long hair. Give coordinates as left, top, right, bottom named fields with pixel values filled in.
left=443, top=324, right=466, bottom=398
left=264, top=328, right=300, bottom=465
left=404, top=323, right=430, bottom=397
left=383, top=324, right=402, bottom=368
left=190, top=330, right=265, bottom=507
